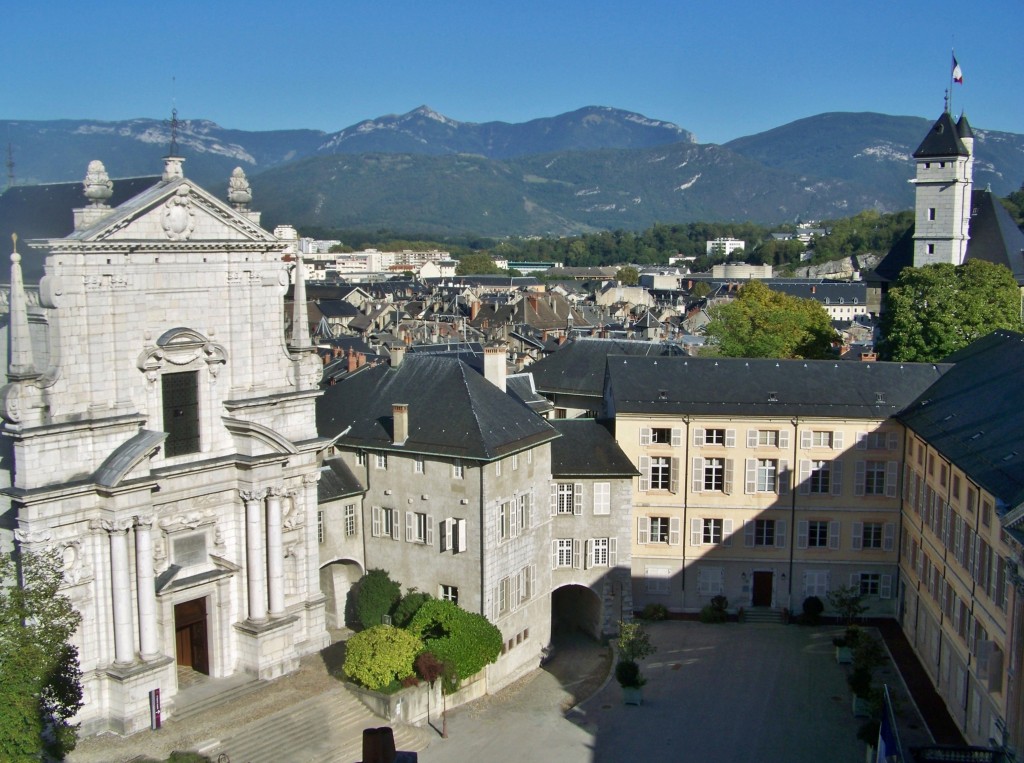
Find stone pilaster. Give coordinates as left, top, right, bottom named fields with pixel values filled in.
left=134, top=515, right=159, bottom=661
left=266, top=487, right=285, bottom=617
left=99, top=518, right=136, bottom=666
left=241, top=489, right=268, bottom=623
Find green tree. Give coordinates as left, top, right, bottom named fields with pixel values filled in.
left=408, top=600, right=502, bottom=686
left=615, top=266, right=640, bottom=286
left=880, top=260, right=1023, bottom=362
left=342, top=625, right=423, bottom=690
left=704, top=280, right=836, bottom=359
left=355, top=569, right=401, bottom=629
left=827, top=584, right=868, bottom=626
left=456, top=253, right=502, bottom=276
left=0, top=549, right=83, bottom=761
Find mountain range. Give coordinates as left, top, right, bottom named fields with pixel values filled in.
left=2, top=106, right=1022, bottom=237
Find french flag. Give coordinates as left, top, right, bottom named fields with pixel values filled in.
left=952, top=55, right=963, bottom=84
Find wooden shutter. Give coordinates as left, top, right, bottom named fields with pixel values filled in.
left=550, top=483, right=558, bottom=515
left=609, top=538, right=617, bottom=566
left=638, top=517, right=649, bottom=545
left=440, top=519, right=449, bottom=552
left=671, top=428, right=682, bottom=447
left=886, top=461, right=899, bottom=498
left=744, top=459, right=757, bottom=494
left=639, top=456, right=651, bottom=492
left=724, top=460, right=734, bottom=494
left=880, top=575, right=893, bottom=599
left=854, top=462, right=866, bottom=496
left=723, top=519, right=733, bottom=546
left=670, top=458, right=680, bottom=494
left=833, top=431, right=844, bottom=450
left=551, top=541, right=559, bottom=570
left=798, top=460, right=811, bottom=495
left=775, top=520, right=787, bottom=548
left=744, top=520, right=755, bottom=547
left=856, top=432, right=867, bottom=450
left=851, top=522, right=863, bottom=550
left=669, top=517, right=680, bottom=546
left=573, top=483, right=583, bottom=515
left=691, top=457, right=704, bottom=493
left=800, top=430, right=812, bottom=449
left=640, top=427, right=652, bottom=446
left=691, top=518, right=703, bottom=547
left=693, top=427, right=705, bottom=446
left=779, top=430, right=790, bottom=449
left=372, top=506, right=381, bottom=537
left=831, top=460, right=844, bottom=496
left=391, top=509, right=400, bottom=540
left=572, top=539, right=582, bottom=569
left=585, top=539, right=594, bottom=569
left=747, top=429, right=759, bottom=448
left=829, top=521, right=841, bottom=550
left=455, top=518, right=466, bottom=553
left=884, top=522, right=896, bottom=551
left=778, top=460, right=790, bottom=495
left=797, top=520, right=809, bottom=549
left=426, top=516, right=434, bottom=546
left=725, top=429, right=737, bottom=447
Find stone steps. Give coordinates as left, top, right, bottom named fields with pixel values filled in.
left=742, top=607, right=786, bottom=625
left=211, top=685, right=433, bottom=763
left=173, top=678, right=265, bottom=724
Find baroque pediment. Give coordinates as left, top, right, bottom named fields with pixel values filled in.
left=71, top=179, right=278, bottom=245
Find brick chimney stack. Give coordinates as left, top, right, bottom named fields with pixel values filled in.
left=393, top=403, right=409, bottom=445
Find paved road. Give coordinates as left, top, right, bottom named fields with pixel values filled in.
left=423, top=622, right=872, bottom=763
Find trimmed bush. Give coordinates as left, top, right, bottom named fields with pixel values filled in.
left=699, top=594, right=729, bottom=623
left=355, top=569, right=401, bottom=629
left=641, top=603, right=668, bottom=621
left=408, top=600, right=502, bottom=685
left=393, top=588, right=432, bottom=627
left=615, top=660, right=645, bottom=688
left=343, top=625, right=423, bottom=691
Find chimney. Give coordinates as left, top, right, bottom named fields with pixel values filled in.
left=811, top=285, right=817, bottom=294
left=357, top=352, right=366, bottom=368
left=471, top=301, right=480, bottom=320
left=393, top=403, right=409, bottom=445
left=334, top=347, right=344, bottom=359
left=860, top=351, right=878, bottom=362
left=391, top=345, right=405, bottom=367
left=347, top=348, right=357, bottom=373
left=483, top=346, right=507, bottom=393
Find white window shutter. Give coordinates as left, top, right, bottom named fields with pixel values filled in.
left=888, top=432, right=899, bottom=451
left=609, top=538, right=617, bottom=566
left=747, top=429, right=758, bottom=448
left=779, top=430, right=790, bottom=449
left=800, top=430, right=812, bottom=449
left=693, top=427, right=705, bottom=447
left=723, top=519, right=733, bottom=546
left=850, top=572, right=860, bottom=589
left=829, top=521, right=841, bottom=550
left=572, top=539, right=582, bottom=569
left=833, top=431, right=844, bottom=450
left=638, top=517, right=649, bottom=545
left=881, top=574, right=893, bottom=599
left=639, top=456, right=651, bottom=492
left=797, top=520, right=809, bottom=549
left=585, top=539, right=593, bottom=570
left=775, top=520, right=786, bottom=548
left=640, top=427, right=652, bottom=446
left=852, top=522, right=863, bottom=550
left=440, top=519, right=449, bottom=552
left=372, top=506, right=381, bottom=537
left=854, top=461, right=866, bottom=496
left=856, top=432, right=867, bottom=450
left=551, top=540, right=558, bottom=570
left=426, top=516, right=434, bottom=545
left=550, top=483, right=558, bottom=515
left=778, top=460, right=790, bottom=495
left=883, top=522, right=896, bottom=551
left=455, top=518, right=466, bottom=553
left=744, top=520, right=755, bottom=547
left=725, top=429, right=737, bottom=448
left=802, top=571, right=810, bottom=598
left=799, top=460, right=811, bottom=495
left=574, top=483, right=583, bottom=515
left=724, top=460, right=734, bottom=494
left=744, top=458, right=757, bottom=494
left=391, top=509, right=400, bottom=540
left=670, top=457, right=680, bottom=494
left=669, top=517, right=680, bottom=546
left=671, top=428, right=682, bottom=447
left=691, top=457, right=704, bottom=493
left=886, top=461, right=899, bottom=498
left=832, top=460, right=844, bottom=495
left=691, top=518, right=703, bottom=546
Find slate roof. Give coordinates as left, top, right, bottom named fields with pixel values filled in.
left=897, top=330, right=1024, bottom=516
left=506, top=373, right=554, bottom=415
left=871, top=189, right=1024, bottom=285
left=605, top=355, right=950, bottom=418
left=913, top=111, right=969, bottom=158
left=316, top=355, right=558, bottom=460
left=317, top=458, right=365, bottom=502
left=550, top=419, right=639, bottom=478
left=768, top=281, right=867, bottom=306
left=529, top=337, right=686, bottom=397
left=0, top=176, right=161, bottom=284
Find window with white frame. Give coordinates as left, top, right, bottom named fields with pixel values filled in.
left=812, top=431, right=834, bottom=448
left=554, top=538, right=575, bottom=568
left=754, top=519, right=775, bottom=546
left=859, top=572, right=881, bottom=596
left=804, top=570, right=829, bottom=597
left=650, top=516, right=670, bottom=543
left=375, top=452, right=388, bottom=470
left=704, top=428, right=726, bottom=445
left=590, top=538, right=610, bottom=567
left=593, top=482, right=610, bottom=515
left=703, top=458, right=724, bottom=491
left=650, top=457, right=671, bottom=490
left=650, top=427, right=673, bottom=444
left=557, top=483, right=576, bottom=514
left=516, top=493, right=530, bottom=533
left=452, top=459, right=464, bottom=479
left=406, top=511, right=433, bottom=544
left=703, top=518, right=723, bottom=544
left=414, top=455, right=424, bottom=474
left=809, top=460, right=831, bottom=493
left=862, top=460, right=888, bottom=495
left=756, top=459, right=777, bottom=492
left=808, top=520, right=828, bottom=548
left=371, top=506, right=399, bottom=539
left=441, top=517, right=467, bottom=553
left=757, top=430, right=778, bottom=447
left=356, top=451, right=366, bottom=467
left=498, top=501, right=511, bottom=542
left=440, top=584, right=459, bottom=605
left=645, top=566, right=671, bottom=594
left=638, top=516, right=679, bottom=545
left=344, top=504, right=357, bottom=537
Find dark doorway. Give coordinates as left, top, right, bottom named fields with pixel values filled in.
left=174, top=598, right=209, bottom=675
left=551, top=584, right=602, bottom=639
left=751, top=571, right=773, bottom=607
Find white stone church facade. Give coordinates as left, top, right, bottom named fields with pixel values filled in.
left=0, top=157, right=330, bottom=735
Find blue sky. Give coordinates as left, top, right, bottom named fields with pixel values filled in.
left=3, top=0, right=1021, bottom=144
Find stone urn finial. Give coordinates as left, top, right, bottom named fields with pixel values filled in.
left=228, top=167, right=252, bottom=209
left=83, top=160, right=113, bottom=206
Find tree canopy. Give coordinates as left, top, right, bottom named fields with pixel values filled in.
left=704, top=280, right=836, bottom=359
left=407, top=599, right=502, bottom=685
left=342, top=625, right=423, bottom=691
left=0, top=549, right=83, bottom=761
left=456, top=252, right=504, bottom=276
left=615, top=266, right=640, bottom=285
left=880, top=260, right=1023, bottom=362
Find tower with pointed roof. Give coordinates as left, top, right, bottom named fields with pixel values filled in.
left=911, top=110, right=974, bottom=267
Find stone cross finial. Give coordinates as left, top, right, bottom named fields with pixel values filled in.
left=228, top=167, right=252, bottom=209
left=83, top=160, right=113, bottom=207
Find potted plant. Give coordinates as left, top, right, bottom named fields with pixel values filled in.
left=616, top=620, right=656, bottom=705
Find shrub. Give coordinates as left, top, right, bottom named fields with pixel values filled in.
left=355, top=569, right=402, bottom=629
left=709, top=595, right=729, bottom=612
left=828, top=584, right=868, bottom=625
left=343, top=625, right=423, bottom=691
left=393, top=588, right=432, bottom=627
left=617, top=621, right=656, bottom=663
left=847, top=665, right=873, bottom=698
left=615, top=660, right=646, bottom=688
left=699, top=604, right=728, bottom=623
left=853, top=633, right=887, bottom=671
left=801, top=596, right=824, bottom=624
left=641, top=603, right=668, bottom=621
left=408, top=600, right=502, bottom=686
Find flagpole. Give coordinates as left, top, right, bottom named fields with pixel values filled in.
left=949, top=49, right=955, bottom=115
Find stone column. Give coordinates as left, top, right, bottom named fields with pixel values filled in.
left=266, top=487, right=285, bottom=617
left=242, top=489, right=268, bottom=623
left=134, top=515, right=159, bottom=660
left=106, top=519, right=136, bottom=665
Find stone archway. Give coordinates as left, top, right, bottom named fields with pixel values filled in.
left=551, top=584, right=603, bottom=640
left=319, top=559, right=363, bottom=629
